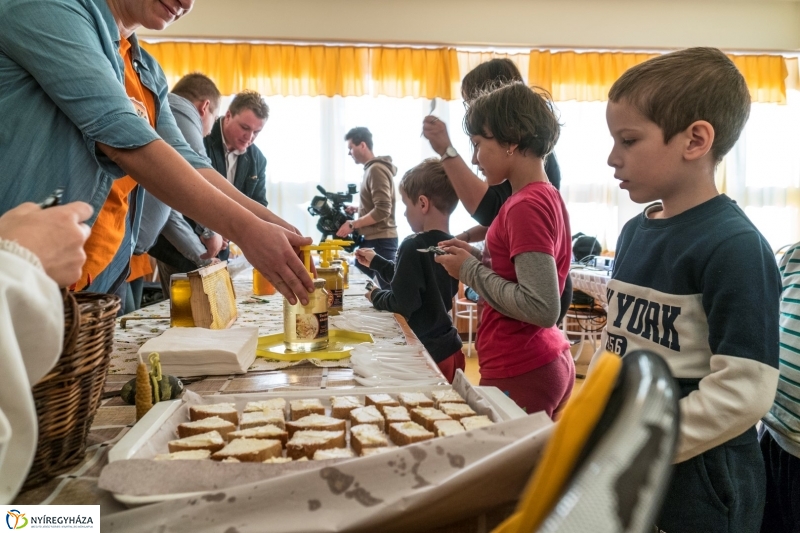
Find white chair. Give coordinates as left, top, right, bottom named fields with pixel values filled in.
left=453, top=291, right=478, bottom=357
left=561, top=303, right=606, bottom=362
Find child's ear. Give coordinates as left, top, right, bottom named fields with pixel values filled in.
left=418, top=195, right=430, bottom=214
left=683, top=120, right=714, bottom=161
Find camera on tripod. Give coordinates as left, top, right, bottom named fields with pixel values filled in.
left=308, top=184, right=360, bottom=251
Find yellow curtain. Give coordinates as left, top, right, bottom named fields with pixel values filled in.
left=141, top=42, right=370, bottom=97
left=369, top=47, right=461, bottom=100
left=529, top=50, right=787, bottom=104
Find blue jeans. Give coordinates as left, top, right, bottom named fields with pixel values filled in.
left=356, top=237, right=398, bottom=289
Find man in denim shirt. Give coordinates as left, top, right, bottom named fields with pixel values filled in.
left=0, top=0, right=314, bottom=304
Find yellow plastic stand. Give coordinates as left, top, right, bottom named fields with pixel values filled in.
left=257, top=330, right=374, bottom=362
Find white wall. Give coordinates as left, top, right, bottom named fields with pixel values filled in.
left=140, top=0, right=800, bottom=51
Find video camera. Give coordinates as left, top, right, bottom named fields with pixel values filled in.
left=308, top=184, right=360, bottom=251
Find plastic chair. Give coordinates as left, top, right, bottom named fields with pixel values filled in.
left=493, top=349, right=679, bottom=533
left=561, top=302, right=606, bottom=362
left=453, top=284, right=478, bottom=357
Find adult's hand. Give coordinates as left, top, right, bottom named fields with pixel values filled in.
left=238, top=221, right=315, bottom=305
left=345, top=205, right=358, bottom=215
left=335, top=221, right=352, bottom=239
left=0, top=202, right=92, bottom=287
left=355, top=248, right=375, bottom=267
left=435, top=245, right=473, bottom=280
left=422, top=116, right=452, bottom=156
left=199, top=232, right=224, bottom=260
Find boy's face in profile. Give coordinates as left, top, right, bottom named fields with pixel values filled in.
left=606, top=100, right=687, bottom=205
left=400, top=189, right=425, bottom=233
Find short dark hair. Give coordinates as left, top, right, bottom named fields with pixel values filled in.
left=461, top=58, right=523, bottom=103
left=171, top=73, right=221, bottom=111
left=608, top=47, right=751, bottom=162
left=464, top=81, right=560, bottom=159
left=399, top=158, right=459, bottom=215
left=228, top=90, right=269, bottom=120
left=344, top=127, right=373, bottom=151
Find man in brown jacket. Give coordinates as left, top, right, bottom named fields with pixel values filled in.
left=337, top=127, right=398, bottom=288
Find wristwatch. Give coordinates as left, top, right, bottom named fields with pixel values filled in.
left=200, top=228, right=215, bottom=240
left=440, top=145, right=458, bottom=161
left=348, top=220, right=355, bottom=230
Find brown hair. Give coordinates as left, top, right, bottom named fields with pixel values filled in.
left=461, top=58, right=523, bottom=103
left=171, top=73, right=221, bottom=112
left=399, top=158, right=459, bottom=215
left=464, top=81, right=560, bottom=159
left=344, top=127, right=373, bottom=151
left=228, top=90, right=269, bottom=120
left=608, top=47, right=750, bottom=162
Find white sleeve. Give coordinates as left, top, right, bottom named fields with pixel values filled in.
left=0, top=240, right=63, bottom=504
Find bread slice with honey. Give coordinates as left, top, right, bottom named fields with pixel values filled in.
left=431, top=390, right=466, bottom=409
left=383, top=405, right=411, bottom=425
left=290, top=398, right=326, bottom=420
left=313, top=447, right=356, bottom=460
left=350, top=424, right=390, bottom=455
left=286, top=414, right=346, bottom=437
left=168, top=430, right=225, bottom=454
left=350, top=405, right=385, bottom=431
left=211, top=438, right=282, bottom=462
left=240, top=409, right=285, bottom=430
left=410, top=407, right=452, bottom=432
left=177, top=416, right=236, bottom=440
left=434, top=419, right=466, bottom=437
left=227, top=424, right=288, bottom=446
left=189, top=403, right=239, bottom=425
left=398, top=392, right=434, bottom=409
left=388, top=422, right=434, bottom=446
left=439, top=402, right=477, bottom=421
left=365, top=393, right=399, bottom=414
left=286, top=430, right=346, bottom=460
left=154, top=449, right=212, bottom=461
left=461, top=415, right=494, bottom=431
left=244, top=398, right=287, bottom=413
left=330, top=395, right=362, bottom=419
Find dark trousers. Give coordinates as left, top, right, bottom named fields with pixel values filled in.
left=355, top=237, right=398, bottom=289
left=760, top=429, right=800, bottom=533
left=657, top=427, right=765, bottom=533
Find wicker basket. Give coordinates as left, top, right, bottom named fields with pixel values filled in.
left=23, top=291, right=120, bottom=489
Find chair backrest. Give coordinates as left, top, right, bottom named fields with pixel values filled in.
left=493, top=350, right=679, bottom=533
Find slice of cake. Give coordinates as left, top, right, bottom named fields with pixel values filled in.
left=177, top=416, right=236, bottom=440
left=154, top=449, right=212, bottom=461
left=243, top=398, right=287, bottom=413
left=434, top=419, right=466, bottom=437
left=431, top=390, right=466, bottom=409
left=461, top=415, right=494, bottom=431
left=211, top=438, right=282, bottom=462
left=349, top=405, right=385, bottom=431
left=365, top=393, right=399, bottom=413
left=330, top=395, right=362, bottom=419
left=287, top=430, right=346, bottom=460
left=439, top=402, right=477, bottom=421
left=240, top=409, right=285, bottom=430
left=410, top=407, right=452, bottom=431
left=383, top=405, right=411, bottom=424
left=389, top=422, right=434, bottom=446
left=398, top=392, right=434, bottom=409
left=286, top=414, right=346, bottom=438
left=168, top=430, right=225, bottom=453
left=290, top=398, right=325, bottom=420
left=350, top=424, right=390, bottom=455
left=228, top=424, right=288, bottom=446
left=189, top=403, right=239, bottom=425
left=313, top=447, right=356, bottom=460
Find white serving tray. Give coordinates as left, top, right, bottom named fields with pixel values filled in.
left=107, top=375, right=526, bottom=507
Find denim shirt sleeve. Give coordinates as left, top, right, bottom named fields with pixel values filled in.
left=0, top=0, right=162, bottom=179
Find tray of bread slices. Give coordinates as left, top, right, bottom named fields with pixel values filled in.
left=103, top=375, right=528, bottom=505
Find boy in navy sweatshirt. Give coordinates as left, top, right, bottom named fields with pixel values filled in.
left=356, top=158, right=464, bottom=382
left=601, top=47, right=780, bottom=533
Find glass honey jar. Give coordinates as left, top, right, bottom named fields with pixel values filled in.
left=316, top=266, right=343, bottom=316
left=283, top=278, right=329, bottom=352
left=169, top=273, right=195, bottom=327
left=253, top=268, right=277, bottom=296
left=331, top=259, right=349, bottom=289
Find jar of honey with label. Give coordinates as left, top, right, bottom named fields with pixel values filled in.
left=283, top=278, right=329, bottom=352
left=316, top=266, right=343, bottom=315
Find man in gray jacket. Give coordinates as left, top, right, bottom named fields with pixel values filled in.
left=337, top=127, right=398, bottom=288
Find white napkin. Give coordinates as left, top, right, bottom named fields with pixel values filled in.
left=137, top=327, right=258, bottom=377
